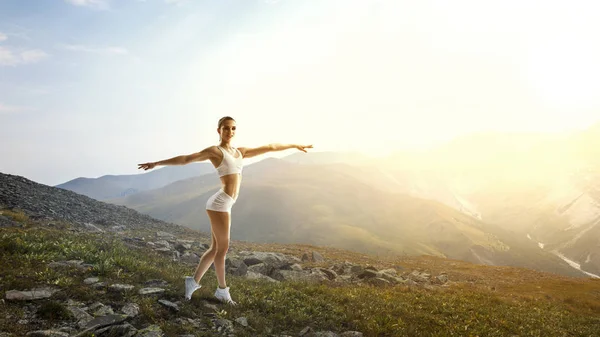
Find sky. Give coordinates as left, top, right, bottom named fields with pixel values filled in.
left=1, top=0, right=599, bottom=186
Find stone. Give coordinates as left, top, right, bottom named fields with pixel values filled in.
left=212, top=319, right=234, bottom=334
left=84, top=314, right=128, bottom=329
left=109, top=284, right=134, bottom=292
left=26, top=331, right=69, bottom=337
left=83, top=277, right=99, bottom=285
left=136, top=324, right=164, bottom=337
left=121, top=303, right=140, bottom=317
left=245, top=271, right=279, bottom=282
left=311, top=251, right=324, bottom=262
left=138, top=288, right=165, bottom=295
left=235, top=316, right=248, bottom=327
left=158, top=299, right=179, bottom=312
left=5, top=287, right=57, bottom=301
left=67, top=306, right=93, bottom=328
left=340, top=332, right=363, bottom=337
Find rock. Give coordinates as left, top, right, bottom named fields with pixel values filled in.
left=313, top=332, right=339, bottom=337
left=90, top=303, right=114, bottom=316
left=318, top=268, right=338, bottom=280
left=239, top=251, right=293, bottom=269
left=144, top=279, right=169, bottom=287
left=93, top=322, right=137, bottom=337
left=67, top=306, right=93, bottom=328
left=109, top=284, right=134, bottom=292
left=5, top=287, right=57, bottom=301
left=48, top=260, right=90, bottom=270
left=226, top=257, right=248, bottom=276
left=174, top=242, right=191, bottom=253
left=272, top=269, right=328, bottom=282
left=408, top=271, right=430, bottom=283
left=91, top=282, right=106, bottom=289
left=83, top=277, right=100, bottom=285
left=136, top=324, right=164, bottom=337
left=180, top=252, right=200, bottom=265
left=109, top=225, right=127, bottom=232
left=299, top=326, right=312, bottom=336
left=235, top=316, right=248, bottom=327
left=357, top=270, right=378, bottom=279
left=311, top=251, right=324, bottom=262
left=121, top=303, right=140, bottom=317
left=340, top=332, right=363, bottom=337
left=245, top=271, right=279, bottom=282
left=158, top=299, right=179, bottom=312
left=154, top=247, right=172, bottom=255
left=26, top=331, right=69, bottom=337
left=84, top=314, right=128, bottom=329
left=368, top=278, right=391, bottom=287
left=436, top=274, right=449, bottom=284
left=212, top=319, right=234, bottom=334
left=247, top=263, right=273, bottom=276
left=138, top=288, right=165, bottom=295
left=154, top=240, right=171, bottom=248
left=156, top=231, right=175, bottom=239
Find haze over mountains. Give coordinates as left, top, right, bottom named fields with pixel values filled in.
left=54, top=123, right=600, bottom=278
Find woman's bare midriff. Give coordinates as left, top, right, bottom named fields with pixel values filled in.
left=220, top=173, right=242, bottom=200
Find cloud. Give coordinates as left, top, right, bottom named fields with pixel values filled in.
left=0, top=46, right=49, bottom=66
left=0, top=32, right=7, bottom=42
left=0, top=103, right=34, bottom=114
left=165, top=0, right=188, bottom=5
left=64, top=0, right=109, bottom=10
left=61, top=44, right=129, bottom=55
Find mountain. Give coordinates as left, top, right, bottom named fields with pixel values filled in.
left=376, top=122, right=600, bottom=277
left=55, top=162, right=214, bottom=201
left=0, top=172, right=193, bottom=236
left=2, top=178, right=599, bottom=336
left=107, top=158, right=584, bottom=277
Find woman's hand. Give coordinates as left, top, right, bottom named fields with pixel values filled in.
left=295, top=144, right=313, bottom=153
left=138, top=162, right=157, bottom=171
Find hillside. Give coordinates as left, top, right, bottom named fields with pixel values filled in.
left=1, top=194, right=599, bottom=336
left=106, top=160, right=583, bottom=278
left=377, top=123, right=600, bottom=277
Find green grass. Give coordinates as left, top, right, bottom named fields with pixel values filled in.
left=1, top=222, right=599, bottom=336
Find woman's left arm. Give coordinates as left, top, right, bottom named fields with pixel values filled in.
left=238, top=144, right=313, bottom=159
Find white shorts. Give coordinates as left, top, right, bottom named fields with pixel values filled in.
left=206, top=189, right=236, bottom=213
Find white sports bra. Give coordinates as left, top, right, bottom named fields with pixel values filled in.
left=215, top=146, right=243, bottom=177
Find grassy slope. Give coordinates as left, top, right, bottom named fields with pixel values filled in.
left=1, top=211, right=599, bottom=337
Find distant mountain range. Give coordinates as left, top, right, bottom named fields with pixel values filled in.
left=53, top=122, right=600, bottom=278
left=55, top=162, right=214, bottom=201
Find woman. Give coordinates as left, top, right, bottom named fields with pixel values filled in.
left=138, top=116, right=312, bottom=305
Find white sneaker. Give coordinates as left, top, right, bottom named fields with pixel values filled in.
left=184, top=276, right=201, bottom=300
left=214, top=286, right=237, bottom=305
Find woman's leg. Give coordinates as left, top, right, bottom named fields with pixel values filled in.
left=205, top=209, right=231, bottom=288
left=192, top=229, right=218, bottom=283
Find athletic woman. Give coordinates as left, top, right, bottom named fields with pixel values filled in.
left=138, top=116, right=312, bottom=304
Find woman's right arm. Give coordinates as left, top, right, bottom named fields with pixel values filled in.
left=138, top=147, right=215, bottom=171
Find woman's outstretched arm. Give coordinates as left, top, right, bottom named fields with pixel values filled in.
left=138, top=146, right=216, bottom=171
left=238, top=144, right=313, bottom=159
